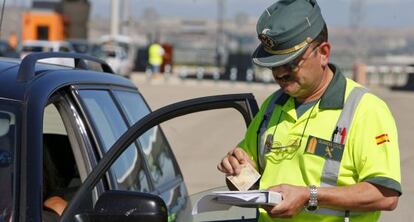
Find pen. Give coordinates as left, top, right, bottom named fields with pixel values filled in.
left=340, top=128, right=347, bottom=144
left=332, top=126, right=338, bottom=142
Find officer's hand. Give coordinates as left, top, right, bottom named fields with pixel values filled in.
left=217, top=147, right=254, bottom=175
left=263, top=184, right=309, bottom=218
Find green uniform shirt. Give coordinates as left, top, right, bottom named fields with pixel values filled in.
left=238, top=64, right=401, bottom=222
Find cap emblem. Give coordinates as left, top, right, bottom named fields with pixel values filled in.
left=258, top=31, right=275, bottom=49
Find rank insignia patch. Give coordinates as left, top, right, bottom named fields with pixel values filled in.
left=376, top=134, right=390, bottom=145
left=305, top=136, right=345, bottom=161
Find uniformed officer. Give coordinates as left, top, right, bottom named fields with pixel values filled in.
left=217, top=0, right=401, bottom=221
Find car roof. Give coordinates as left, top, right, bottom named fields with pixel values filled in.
left=0, top=54, right=136, bottom=102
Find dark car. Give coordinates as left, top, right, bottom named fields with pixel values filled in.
left=0, top=40, right=19, bottom=58
left=0, top=52, right=259, bottom=222
left=67, top=39, right=106, bottom=59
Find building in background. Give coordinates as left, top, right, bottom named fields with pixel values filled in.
left=22, top=0, right=90, bottom=41
left=1, top=1, right=413, bottom=76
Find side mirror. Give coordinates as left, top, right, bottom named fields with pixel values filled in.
left=74, top=191, right=168, bottom=222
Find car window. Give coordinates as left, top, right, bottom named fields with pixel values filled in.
left=22, top=45, right=44, bottom=52
left=0, top=105, right=17, bottom=222
left=113, top=91, right=149, bottom=122
left=113, top=90, right=180, bottom=189
left=90, top=45, right=105, bottom=58
left=119, top=50, right=128, bottom=60
left=59, top=46, right=71, bottom=52
left=77, top=90, right=150, bottom=192
left=43, top=104, right=67, bottom=135
left=105, top=50, right=116, bottom=58
left=60, top=93, right=257, bottom=222
left=42, top=103, right=83, bottom=214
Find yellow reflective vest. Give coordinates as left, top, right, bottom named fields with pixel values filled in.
left=239, top=64, right=401, bottom=222
left=149, top=43, right=164, bottom=66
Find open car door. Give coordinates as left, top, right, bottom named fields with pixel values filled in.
left=60, top=93, right=259, bottom=222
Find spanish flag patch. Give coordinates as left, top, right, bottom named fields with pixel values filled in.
left=376, top=134, right=390, bottom=145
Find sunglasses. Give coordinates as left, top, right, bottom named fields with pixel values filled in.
left=271, top=44, right=321, bottom=81
left=265, top=136, right=301, bottom=153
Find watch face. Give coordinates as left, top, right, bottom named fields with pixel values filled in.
left=306, top=205, right=318, bottom=211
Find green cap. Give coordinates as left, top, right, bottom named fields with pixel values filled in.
left=252, top=0, right=326, bottom=68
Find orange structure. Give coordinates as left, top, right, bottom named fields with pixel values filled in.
left=22, top=11, right=66, bottom=41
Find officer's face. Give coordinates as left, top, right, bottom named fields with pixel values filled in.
left=272, top=42, right=329, bottom=100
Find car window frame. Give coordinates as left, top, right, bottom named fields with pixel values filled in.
left=51, top=91, right=103, bottom=180
left=71, top=85, right=157, bottom=192
left=42, top=89, right=108, bottom=209
left=111, top=89, right=184, bottom=194
left=0, top=99, right=21, bottom=222
left=60, top=93, right=259, bottom=222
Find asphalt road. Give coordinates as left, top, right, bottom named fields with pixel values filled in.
left=131, top=73, right=413, bottom=222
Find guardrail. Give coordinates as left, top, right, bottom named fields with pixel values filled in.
left=365, top=65, right=414, bottom=86
left=158, top=64, right=414, bottom=87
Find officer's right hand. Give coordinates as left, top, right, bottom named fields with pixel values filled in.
left=217, top=147, right=254, bottom=175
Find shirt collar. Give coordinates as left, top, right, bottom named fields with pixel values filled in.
left=275, top=63, right=346, bottom=109
left=319, top=63, right=346, bottom=109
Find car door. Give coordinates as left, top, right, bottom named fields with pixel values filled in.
left=60, top=93, right=259, bottom=222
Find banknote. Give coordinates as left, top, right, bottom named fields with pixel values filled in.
left=227, top=163, right=261, bottom=191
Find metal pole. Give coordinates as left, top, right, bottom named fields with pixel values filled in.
left=111, top=0, right=120, bottom=37
left=122, top=0, right=130, bottom=35
left=0, top=0, right=6, bottom=38
left=216, top=0, right=224, bottom=68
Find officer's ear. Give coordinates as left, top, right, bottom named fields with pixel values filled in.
left=317, top=42, right=331, bottom=67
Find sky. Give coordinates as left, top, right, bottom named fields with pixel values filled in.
left=86, top=0, right=414, bottom=28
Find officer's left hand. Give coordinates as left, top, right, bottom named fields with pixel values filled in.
left=263, top=184, right=309, bottom=218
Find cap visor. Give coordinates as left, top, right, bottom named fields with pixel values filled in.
left=252, top=44, right=309, bottom=68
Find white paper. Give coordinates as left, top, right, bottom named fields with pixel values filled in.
left=192, top=190, right=282, bottom=215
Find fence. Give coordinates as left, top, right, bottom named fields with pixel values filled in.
left=365, top=65, right=414, bottom=86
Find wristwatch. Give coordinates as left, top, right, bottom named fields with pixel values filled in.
left=306, top=185, right=318, bottom=211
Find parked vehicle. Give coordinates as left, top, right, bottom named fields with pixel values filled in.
left=18, top=40, right=75, bottom=67
left=0, top=40, right=19, bottom=58
left=0, top=52, right=259, bottom=222
left=67, top=39, right=106, bottom=59
left=101, top=44, right=132, bottom=77
left=98, top=35, right=138, bottom=77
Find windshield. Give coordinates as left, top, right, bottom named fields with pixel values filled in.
left=0, top=103, right=17, bottom=222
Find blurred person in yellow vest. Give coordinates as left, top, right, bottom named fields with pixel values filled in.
left=148, top=41, right=165, bottom=77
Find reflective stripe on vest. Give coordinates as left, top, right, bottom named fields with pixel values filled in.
left=257, top=90, right=284, bottom=172
left=309, top=87, right=367, bottom=217
left=320, top=87, right=367, bottom=187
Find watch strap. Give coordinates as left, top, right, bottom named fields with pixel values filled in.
left=306, top=185, right=318, bottom=211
